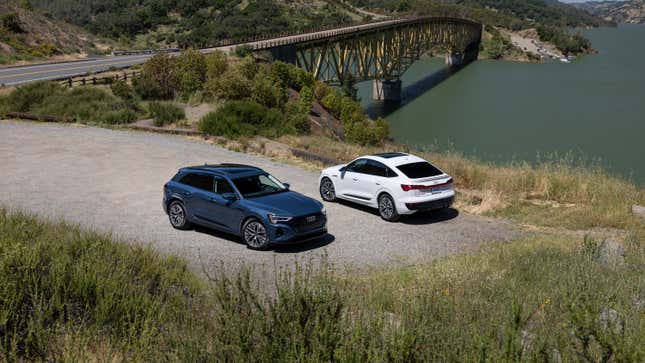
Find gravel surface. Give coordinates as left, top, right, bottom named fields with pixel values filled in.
left=0, top=121, right=518, bottom=275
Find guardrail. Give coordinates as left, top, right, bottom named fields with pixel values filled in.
left=59, top=70, right=141, bottom=88
left=112, top=48, right=180, bottom=56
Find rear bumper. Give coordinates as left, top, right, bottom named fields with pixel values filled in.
left=404, top=196, right=454, bottom=212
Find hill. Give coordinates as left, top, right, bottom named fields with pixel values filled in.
left=0, top=1, right=106, bottom=65
left=575, top=0, right=645, bottom=24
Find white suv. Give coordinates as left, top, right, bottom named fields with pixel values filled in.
left=318, top=153, right=454, bottom=221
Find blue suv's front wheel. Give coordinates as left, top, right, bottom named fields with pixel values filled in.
left=242, top=218, right=271, bottom=250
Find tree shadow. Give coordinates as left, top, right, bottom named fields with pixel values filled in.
left=192, top=225, right=335, bottom=252
left=366, top=63, right=468, bottom=119
left=335, top=199, right=459, bottom=225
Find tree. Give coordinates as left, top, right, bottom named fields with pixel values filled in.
left=205, top=51, right=228, bottom=79
left=133, top=54, right=178, bottom=100
left=176, top=49, right=207, bottom=95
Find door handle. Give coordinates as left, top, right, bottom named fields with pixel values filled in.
left=376, top=182, right=380, bottom=186
left=352, top=178, right=358, bottom=181
left=182, top=191, right=192, bottom=196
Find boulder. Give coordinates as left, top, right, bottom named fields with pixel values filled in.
left=594, top=238, right=626, bottom=267
left=632, top=205, right=645, bottom=218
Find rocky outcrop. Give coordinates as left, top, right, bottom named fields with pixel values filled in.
left=576, top=1, right=645, bottom=24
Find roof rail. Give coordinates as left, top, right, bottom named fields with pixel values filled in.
left=218, top=163, right=262, bottom=169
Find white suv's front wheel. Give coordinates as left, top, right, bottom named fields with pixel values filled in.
left=378, top=194, right=400, bottom=222
left=319, top=177, right=337, bottom=202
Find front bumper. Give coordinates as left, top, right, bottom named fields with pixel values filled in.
left=268, top=213, right=328, bottom=244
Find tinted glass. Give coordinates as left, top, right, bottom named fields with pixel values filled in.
left=364, top=160, right=388, bottom=177
left=396, top=162, right=443, bottom=179
left=179, top=173, right=214, bottom=191
left=346, top=159, right=368, bottom=173
left=213, top=177, right=235, bottom=195
left=232, top=173, right=287, bottom=198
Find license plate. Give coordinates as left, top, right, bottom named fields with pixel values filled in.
left=306, top=216, right=316, bottom=223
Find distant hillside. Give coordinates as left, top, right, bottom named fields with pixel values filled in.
left=575, top=1, right=645, bottom=24
left=0, top=1, right=106, bottom=64
left=27, top=0, right=359, bottom=49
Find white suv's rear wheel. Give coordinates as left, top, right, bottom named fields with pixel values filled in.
left=378, top=194, right=400, bottom=222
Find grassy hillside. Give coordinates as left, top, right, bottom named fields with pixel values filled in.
left=0, top=1, right=106, bottom=64
left=27, top=0, right=357, bottom=49
left=1, top=206, right=643, bottom=361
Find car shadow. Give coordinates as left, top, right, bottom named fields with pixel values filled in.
left=192, top=225, right=335, bottom=252
left=335, top=199, right=459, bottom=225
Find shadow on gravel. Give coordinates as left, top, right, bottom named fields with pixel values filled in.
left=336, top=200, right=459, bottom=225
left=192, top=226, right=335, bottom=253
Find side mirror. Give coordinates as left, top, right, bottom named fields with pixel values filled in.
left=283, top=183, right=291, bottom=190
left=339, top=166, right=346, bottom=172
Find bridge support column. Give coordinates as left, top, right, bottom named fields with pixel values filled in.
left=373, top=79, right=402, bottom=103
left=445, top=51, right=463, bottom=66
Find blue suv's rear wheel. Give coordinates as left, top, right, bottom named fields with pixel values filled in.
left=243, top=218, right=271, bottom=250
left=169, top=200, right=191, bottom=230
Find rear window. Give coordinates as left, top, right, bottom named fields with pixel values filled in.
left=396, top=162, right=443, bottom=179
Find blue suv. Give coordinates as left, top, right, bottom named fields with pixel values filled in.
left=163, top=164, right=327, bottom=250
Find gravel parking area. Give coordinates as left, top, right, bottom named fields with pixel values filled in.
left=0, top=121, right=518, bottom=275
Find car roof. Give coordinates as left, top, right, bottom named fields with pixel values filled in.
left=362, top=153, right=427, bottom=168
left=180, top=164, right=265, bottom=178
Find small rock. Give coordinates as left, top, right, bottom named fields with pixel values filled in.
left=594, top=238, right=626, bottom=267
left=632, top=205, right=645, bottom=218
left=598, top=308, right=622, bottom=334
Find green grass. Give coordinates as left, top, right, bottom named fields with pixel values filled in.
left=1, top=208, right=643, bottom=361
left=2, top=81, right=141, bottom=124
left=148, top=101, right=185, bottom=127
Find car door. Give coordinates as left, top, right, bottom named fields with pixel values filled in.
left=176, top=172, right=210, bottom=221
left=338, top=159, right=372, bottom=203
left=199, top=177, right=243, bottom=232
left=352, top=160, right=388, bottom=204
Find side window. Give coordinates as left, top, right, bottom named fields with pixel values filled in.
left=179, top=173, right=214, bottom=191
left=213, top=177, right=235, bottom=195
left=346, top=159, right=368, bottom=173
left=364, top=160, right=388, bottom=177
left=385, top=166, right=398, bottom=178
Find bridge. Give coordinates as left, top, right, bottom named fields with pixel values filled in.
left=0, top=17, right=482, bottom=102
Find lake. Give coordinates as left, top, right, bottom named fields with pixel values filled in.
left=357, top=24, right=645, bottom=184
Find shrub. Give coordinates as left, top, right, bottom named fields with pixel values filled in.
left=110, top=80, right=134, bottom=101
left=1, top=13, right=23, bottom=33
left=234, top=44, right=253, bottom=58
left=148, top=102, right=185, bottom=126
left=205, top=50, right=228, bottom=79
left=251, top=73, right=287, bottom=108
left=5, top=81, right=64, bottom=112
left=101, top=108, right=138, bottom=125
left=270, top=61, right=314, bottom=91
left=204, top=69, right=252, bottom=101
left=238, top=56, right=259, bottom=80
left=133, top=53, right=178, bottom=100
left=177, top=49, right=207, bottom=95
left=199, top=100, right=294, bottom=139
left=321, top=90, right=342, bottom=117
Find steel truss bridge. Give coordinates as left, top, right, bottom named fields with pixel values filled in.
left=246, top=17, right=482, bottom=101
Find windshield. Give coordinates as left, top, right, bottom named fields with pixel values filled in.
left=396, top=162, right=443, bottom=179
left=232, top=173, right=287, bottom=198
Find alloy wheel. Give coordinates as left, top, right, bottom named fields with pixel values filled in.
left=169, top=202, right=185, bottom=228
left=320, top=178, right=336, bottom=201
left=244, top=220, right=268, bottom=249
left=379, top=195, right=394, bottom=219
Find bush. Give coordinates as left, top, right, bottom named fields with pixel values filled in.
left=270, top=61, right=314, bottom=91
left=204, top=69, right=253, bottom=101
left=251, top=73, right=287, bottom=108
left=110, top=80, right=134, bottom=101
left=148, top=102, right=185, bottom=127
left=133, top=54, right=178, bottom=100
left=1, top=13, right=23, bottom=33
left=233, top=45, right=253, bottom=58
left=176, top=49, right=207, bottom=95
left=5, top=81, right=64, bottom=112
left=205, top=50, right=228, bottom=79
left=101, top=108, right=138, bottom=125
left=199, top=100, right=294, bottom=139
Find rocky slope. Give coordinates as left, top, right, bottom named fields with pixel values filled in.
left=0, top=2, right=106, bottom=65
left=575, top=1, right=645, bottom=24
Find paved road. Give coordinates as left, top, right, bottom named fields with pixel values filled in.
left=0, top=17, right=452, bottom=86
left=0, top=121, right=517, bottom=275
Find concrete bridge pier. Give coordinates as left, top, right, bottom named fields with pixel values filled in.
left=445, top=51, right=464, bottom=66
left=373, top=79, right=402, bottom=103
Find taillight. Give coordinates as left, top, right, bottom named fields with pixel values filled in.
left=401, top=178, right=453, bottom=192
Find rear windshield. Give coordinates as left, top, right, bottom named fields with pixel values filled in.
left=396, top=162, right=443, bottom=179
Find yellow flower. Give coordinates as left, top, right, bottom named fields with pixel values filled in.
left=442, top=288, right=450, bottom=296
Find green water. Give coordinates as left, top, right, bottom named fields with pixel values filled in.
left=357, top=24, right=645, bottom=184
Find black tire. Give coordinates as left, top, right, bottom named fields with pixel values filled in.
left=168, top=200, right=191, bottom=230
left=319, top=177, right=337, bottom=202
left=378, top=193, right=400, bottom=222
left=242, top=218, right=271, bottom=250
